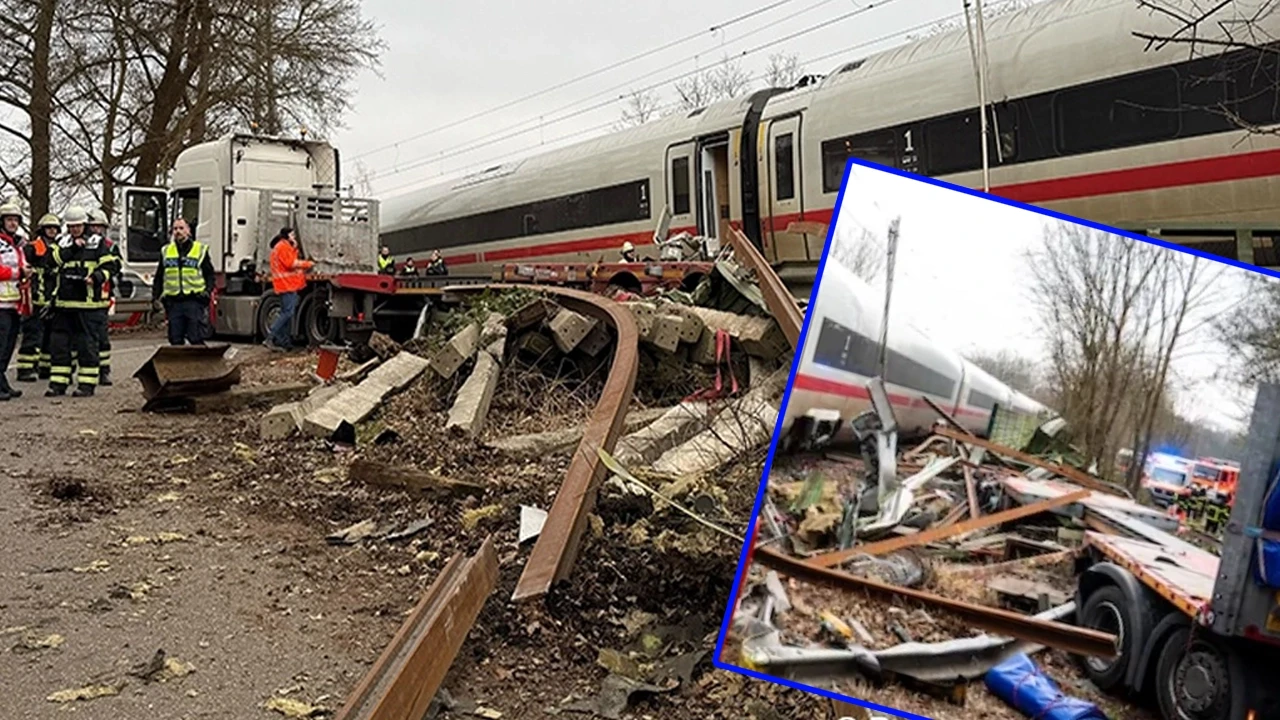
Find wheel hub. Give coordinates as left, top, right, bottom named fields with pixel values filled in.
left=1174, top=645, right=1229, bottom=717
left=1086, top=602, right=1125, bottom=673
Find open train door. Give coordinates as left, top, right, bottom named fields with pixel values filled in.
left=695, top=134, right=731, bottom=251
left=664, top=142, right=696, bottom=249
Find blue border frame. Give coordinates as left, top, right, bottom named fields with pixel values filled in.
left=710, top=155, right=1278, bottom=719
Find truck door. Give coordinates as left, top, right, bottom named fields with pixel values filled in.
left=665, top=143, right=695, bottom=241
left=119, top=186, right=170, bottom=274
left=764, top=116, right=804, bottom=262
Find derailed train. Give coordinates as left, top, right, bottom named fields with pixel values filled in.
left=379, top=0, right=1280, bottom=286
left=780, top=259, right=1053, bottom=442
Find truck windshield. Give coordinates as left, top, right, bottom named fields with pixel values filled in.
left=1194, top=463, right=1218, bottom=480
left=1151, top=467, right=1189, bottom=486
left=124, top=189, right=169, bottom=264
left=172, top=188, right=199, bottom=232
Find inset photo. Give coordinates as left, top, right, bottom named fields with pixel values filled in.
left=715, top=159, right=1280, bottom=720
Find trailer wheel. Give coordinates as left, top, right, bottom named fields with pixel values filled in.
left=1079, top=585, right=1130, bottom=691
left=257, top=294, right=281, bottom=341
left=1155, top=627, right=1247, bottom=720
left=300, top=293, right=336, bottom=346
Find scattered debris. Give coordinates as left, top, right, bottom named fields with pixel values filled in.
left=346, top=459, right=484, bottom=497
left=265, top=695, right=331, bottom=718
left=326, top=519, right=379, bottom=545
left=46, top=683, right=123, bottom=703
left=519, top=505, right=548, bottom=544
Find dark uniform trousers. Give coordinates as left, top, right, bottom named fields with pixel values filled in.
left=16, top=312, right=42, bottom=377
left=48, top=309, right=100, bottom=391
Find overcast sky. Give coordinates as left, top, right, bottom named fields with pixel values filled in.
left=331, top=0, right=987, bottom=198
left=830, top=164, right=1257, bottom=432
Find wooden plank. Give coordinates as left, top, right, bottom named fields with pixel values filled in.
left=808, top=488, right=1090, bottom=568
left=964, top=466, right=981, bottom=521
left=935, top=425, right=1123, bottom=496
left=755, top=545, right=1117, bottom=658
left=189, top=383, right=313, bottom=413
left=333, top=537, right=498, bottom=720
left=348, top=459, right=484, bottom=497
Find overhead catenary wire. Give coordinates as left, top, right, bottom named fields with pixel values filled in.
left=374, top=0, right=1027, bottom=196
left=365, top=0, right=903, bottom=185
left=350, top=0, right=805, bottom=162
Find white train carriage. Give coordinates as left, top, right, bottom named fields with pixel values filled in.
left=782, top=259, right=1052, bottom=443
left=381, top=0, right=1280, bottom=279
left=758, top=0, right=1280, bottom=271
left=378, top=89, right=781, bottom=280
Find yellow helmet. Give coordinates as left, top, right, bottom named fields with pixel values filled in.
left=0, top=201, right=21, bottom=220
left=37, top=213, right=60, bottom=229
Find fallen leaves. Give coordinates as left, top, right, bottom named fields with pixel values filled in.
left=47, top=683, right=122, bottom=703
left=263, top=696, right=331, bottom=717
left=461, top=504, right=502, bottom=530
left=13, top=633, right=64, bottom=652
left=73, top=559, right=110, bottom=573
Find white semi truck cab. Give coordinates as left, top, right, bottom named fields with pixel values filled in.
left=118, top=133, right=380, bottom=339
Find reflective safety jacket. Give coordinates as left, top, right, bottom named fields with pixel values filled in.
left=378, top=254, right=394, bottom=273
left=0, top=231, right=27, bottom=311
left=22, top=235, right=52, bottom=307
left=270, top=239, right=312, bottom=294
left=160, top=240, right=210, bottom=297
left=51, top=238, right=119, bottom=310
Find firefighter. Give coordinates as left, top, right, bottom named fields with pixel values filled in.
left=0, top=201, right=30, bottom=400
left=621, top=241, right=637, bottom=263
left=425, top=249, right=447, bottom=276
left=46, top=206, right=116, bottom=397
left=16, top=213, right=57, bottom=382
left=151, top=217, right=215, bottom=346
left=86, top=208, right=117, bottom=385
left=377, top=246, right=394, bottom=274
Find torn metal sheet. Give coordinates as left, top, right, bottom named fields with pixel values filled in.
left=133, top=343, right=242, bottom=410
left=855, top=456, right=959, bottom=538
left=742, top=602, right=1076, bottom=684
left=810, top=488, right=1089, bottom=568
left=752, top=546, right=1117, bottom=658
left=935, top=425, right=1129, bottom=498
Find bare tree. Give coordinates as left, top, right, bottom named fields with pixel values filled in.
left=615, top=89, right=663, bottom=129
left=827, top=220, right=885, bottom=282
left=1027, top=222, right=1215, bottom=486
left=674, top=55, right=752, bottom=110
left=966, top=349, right=1045, bottom=398
left=763, top=52, right=805, bottom=89
left=1216, top=273, right=1280, bottom=383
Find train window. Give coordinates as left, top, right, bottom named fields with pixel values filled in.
left=967, top=388, right=998, bottom=411
left=821, top=130, right=898, bottom=193
left=1228, top=48, right=1280, bottom=128
left=811, top=317, right=958, bottom=399
left=775, top=133, right=795, bottom=201
left=382, top=178, right=652, bottom=256
left=923, top=105, right=1017, bottom=175
left=671, top=157, right=691, bottom=215
left=1054, top=69, right=1181, bottom=154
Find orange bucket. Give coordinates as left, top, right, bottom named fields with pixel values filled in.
left=315, top=345, right=342, bottom=381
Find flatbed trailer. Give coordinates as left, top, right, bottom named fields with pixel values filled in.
left=1072, top=383, right=1280, bottom=720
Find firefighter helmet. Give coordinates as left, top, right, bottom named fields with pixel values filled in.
left=621, top=241, right=635, bottom=253
left=37, top=213, right=60, bottom=229
left=0, top=201, right=21, bottom=220
left=87, top=208, right=109, bottom=226
left=63, top=206, right=88, bottom=225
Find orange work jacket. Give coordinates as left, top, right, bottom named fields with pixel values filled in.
left=270, top=240, right=312, bottom=294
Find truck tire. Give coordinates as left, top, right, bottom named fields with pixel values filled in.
left=1078, top=585, right=1131, bottom=692
left=298, top=293, right=335, bottom=346
left=257, top=294, right=281, bottom=341
left=1155, top=627, right=1248, bottom=720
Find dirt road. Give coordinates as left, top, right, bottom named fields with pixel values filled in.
left=0, top=333, right=408, bottom=719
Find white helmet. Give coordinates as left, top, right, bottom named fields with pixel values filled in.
left=622, top=241, right=635, bottom=253
left=63, top=206, right=88, bottom=225
left=87, top=208, right=109, bottom=226
left=0, top=201, right=21, bottom=221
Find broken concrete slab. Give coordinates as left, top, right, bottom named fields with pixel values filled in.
left=507, top=298, right=550, bottom=332
left=683, top=307, right=789, bottom=359
left=650, top=368, right=789, bottom=477
left=369, top=331, right=402, bottom=361
left=430, top=323, right=480, bottom=379
left=191, top=382, right=311, bottom=414
left=613, top=401, right=711, bottom=467
left=487, top=406, right=673, bottom=459
left=548, top=309, right=598, bottom=353
left=260, top=383, right=348, bottom=440
left=648, top=313, right=683, bottom=353
left=302, top=353, right=429, bottom=437
left=576, top=320, right=613, bottom=358
left=657, top=303, right=705, bottom=344
left=622, top=301, right=657, bottom=341
left=480, top=312, right=508, bottom=362
left=447, top=350, right=501, bottom=438
left=514, top=331, right=557, bottom=361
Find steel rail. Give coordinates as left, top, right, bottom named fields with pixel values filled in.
left=333, top=537, right=498, bottom=720
left=445, top=283, right=639, bottom=601
left=753, top=545, right=1118, bottom=658
left=725, top=227, right=804, bottom=349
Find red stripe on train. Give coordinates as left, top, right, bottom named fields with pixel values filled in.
left=480, top=225, right=699, bottom=263
left=791, top=373, right=990, bottom=419
left=762, top=147, right=1280, bottom=232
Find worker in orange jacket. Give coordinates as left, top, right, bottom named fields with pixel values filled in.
left=265, top=227, right=313, bottom=351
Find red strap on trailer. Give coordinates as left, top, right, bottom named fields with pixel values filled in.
left=684, top=329, right=738, bottom=402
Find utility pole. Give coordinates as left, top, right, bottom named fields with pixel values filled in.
left=974, top=0, right=992, bottom=192
left=876, top=217, right=901, bottom=377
